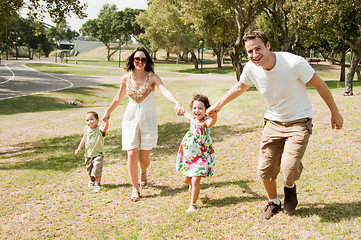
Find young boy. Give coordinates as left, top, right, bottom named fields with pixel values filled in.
left=75, top=111, right=109, bottom=193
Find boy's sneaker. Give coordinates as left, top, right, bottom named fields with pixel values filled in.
left=88, top=181, right=95, bottom=187
left=94, top=185, right=101, bottom=193
left=259, top=201, right=281, bottom=220
left=284, top=185, right=298, bottom=215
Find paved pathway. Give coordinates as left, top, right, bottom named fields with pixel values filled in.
left=0, top=59, right=236, bottom=100
left=0, top=60, right=120, bottom=100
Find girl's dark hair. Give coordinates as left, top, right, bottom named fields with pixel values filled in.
left=86, top=111, right=99, bottom=119
left=190, top=94, right=210, bottom=109
left=242, top=29, right=269, bottom=46
left=125, top=46, right=154, bottom=73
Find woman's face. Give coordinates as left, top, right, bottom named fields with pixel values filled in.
left=192, top=100, right=206, bottom=121
left=133, top=51, right=147, bottom=70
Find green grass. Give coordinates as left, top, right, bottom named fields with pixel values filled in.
left=26, top=63, right=127, bottom=76
left=1, top=63, right=361, bottom=239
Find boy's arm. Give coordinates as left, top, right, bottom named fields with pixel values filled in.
left=100, top=119, right=109, bottom=134
left=75, top=135, right=85, bottom=156
left=307, top=73, right=343, bottom=129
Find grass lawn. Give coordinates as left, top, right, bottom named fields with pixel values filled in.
left=1, top=62, right=361, bottom=239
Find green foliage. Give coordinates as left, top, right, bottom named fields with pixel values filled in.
left=80, top=4, right=144, bottom=61
left=46, top=22, right=79, bottom=42
left=137, top=0, right=199, bottom=54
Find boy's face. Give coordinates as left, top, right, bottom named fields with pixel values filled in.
left=244, top=37, right=272, bottom=69
left=85, top=113, right=99, bottom=129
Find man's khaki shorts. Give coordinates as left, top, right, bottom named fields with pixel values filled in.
left=258, top=118, right=313, bottom=182
left=85, top=155, right=104, bottom=177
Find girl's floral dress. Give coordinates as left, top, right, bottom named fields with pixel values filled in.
left=176, top=116, right=215, bottom=177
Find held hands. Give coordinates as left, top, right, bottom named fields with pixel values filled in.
left=206, top=105, right=219, bottom=118
left=102, top=112, right=110, bottom=122
left=175, top=103, right=185, bottom=116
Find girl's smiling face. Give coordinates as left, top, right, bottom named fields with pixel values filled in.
left=192, top=100, right=206, bottom=121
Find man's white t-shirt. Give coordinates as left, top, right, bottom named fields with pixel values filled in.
left=240, top=52, right=315, bottom=122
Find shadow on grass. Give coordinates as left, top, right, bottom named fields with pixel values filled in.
left=139, top=179, right=264, bottom=207
left=0, top=135, right=83, bottom=171
left=0, top=130, right=128, bottom=172
left=296, top=201, right=361, bottom=222
left=0, top=122, right=258, bottom=172
left=0, top=84, right=119, bottom=115
left=179, top=66, right=235, bottom=75
left=0, top=95, right=80, bottom=115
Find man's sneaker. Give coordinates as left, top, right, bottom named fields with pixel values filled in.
left=88, top=181, right=95, bottom=187
left=259, top=201, right=281, bottom=220
left=284, top=185, right=298, bottom=215
left=94, top=185, right=101, bottom=193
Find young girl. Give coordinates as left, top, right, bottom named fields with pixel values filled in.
left=176, top=94, right=217, bottom=213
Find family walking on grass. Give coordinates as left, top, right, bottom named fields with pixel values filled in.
left=75, top=29, right=343, bottom=219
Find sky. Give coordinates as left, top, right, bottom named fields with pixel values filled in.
left=23, top=0, right=149, bottom=32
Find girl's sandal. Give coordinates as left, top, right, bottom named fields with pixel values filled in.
left=186, top=203, right=197, bottom=213
left=131, top=188, right=140, bottom=202
left=140, top=172, right=147, bottom=187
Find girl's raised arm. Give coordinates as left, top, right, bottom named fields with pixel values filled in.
left=203, top=113, right=218, bottom=128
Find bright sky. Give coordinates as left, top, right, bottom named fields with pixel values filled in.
left=23, top=0, right=148, bottom=31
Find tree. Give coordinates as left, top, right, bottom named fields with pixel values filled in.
left=304, top=0, right=361, bottom=95
left=81, top=4, right=144, bottom=61
left=226, top=0, right=270, bottom=80
left=137, top=0, right=199, bottom=68
left=47, top=22, right=79, bottom=42
left=255, top=0, right=301, bottom=52
left=181, top=0, right=237, bottom=68
left=0, top=0, right=86, bottom=27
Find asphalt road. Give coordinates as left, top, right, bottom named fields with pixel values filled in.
left=0, top=60, right=120, bottom=100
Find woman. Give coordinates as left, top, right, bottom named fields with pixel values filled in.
left=103, top=47, right=184, bottom=201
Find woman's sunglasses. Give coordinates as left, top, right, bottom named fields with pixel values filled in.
left=134, top=57, right=147, bottom=62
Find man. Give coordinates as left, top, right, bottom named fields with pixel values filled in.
left=207, top=29, right=343, bottom=220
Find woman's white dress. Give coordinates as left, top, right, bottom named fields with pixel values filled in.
left=122, top=73, right=158, bottom=150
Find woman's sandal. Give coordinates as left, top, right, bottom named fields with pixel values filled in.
left=131, top=188, right=140, bottom=202
left=186, top=203, right=197, bottom=213
left=140, top=172, right=147, bottom=187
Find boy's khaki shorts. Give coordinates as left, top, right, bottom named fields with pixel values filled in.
left=85, top=155, right=104, bottom=177
left=258, top=118, right=313, bottom=182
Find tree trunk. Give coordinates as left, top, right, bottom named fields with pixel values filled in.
left=343, top=53, right=361, bottom=96
left=216, top=45, right=222, bottom=68
left=190, top=50, right=198, bottom=69
left=209, top=40, right=223, bottom=69
left=356, top=68, right=361, bottom=80
left=340, top=44, right=346, bottom=82
left=166, top=51, right=170, bottom=61
left=291, top=25, right=300, bottom=54
left=106, top=44, right=111, bottom=61
left=230, top=45, right=243, bottom=81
